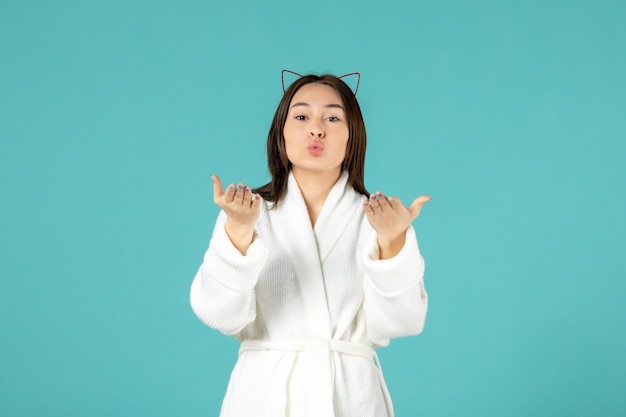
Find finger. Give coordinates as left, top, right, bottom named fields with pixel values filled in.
left=369, top=192, right=382, bottom=212
left=362, top=199, right=374, bottom=215
left=387, top=195, right=402, bottom=207
left=243, top=186, right=253, bottom=207
left=408, top=195, right=432, bottom=220
left=376, top=191, right=391, bottom=211
left=211, top=174, right=224, bottom=204
left=251, top=193, right=262, bottom=210
left=234, top=183, right=246, bottom=205
left=223, top=182, right=236, bottom=203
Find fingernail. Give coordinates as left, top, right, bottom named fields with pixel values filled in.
left=238, top=184, right=245, bottom=189
left=245, top=187, right=250, bottom=193
left=228, top=184, right=235, bottom=190
left=388, top=197, right=394, bottom=203
left=370, top=194, right=377, bottom=200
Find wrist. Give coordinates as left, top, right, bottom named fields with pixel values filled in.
left=377, top=231, right=406, bottom=260
left=224, top=220, right=255, bottom=254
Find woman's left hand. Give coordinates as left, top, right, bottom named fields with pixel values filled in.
left=363, top=191, right=431, bottom=259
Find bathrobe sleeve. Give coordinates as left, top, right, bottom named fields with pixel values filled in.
left=190, top=211, right=269, bottom=336
left=361, top=225, right=428, bottom=344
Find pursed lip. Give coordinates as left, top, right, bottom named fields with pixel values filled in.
left=307, top=142, right=324, bottom=151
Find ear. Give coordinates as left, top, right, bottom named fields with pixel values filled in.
left=282, top=69, right=303, bottom=93
left=338, top=72, right=361, bottom=96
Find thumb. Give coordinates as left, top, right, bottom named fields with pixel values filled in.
left=211, top=174, right=224, bottom=204
left=408, top=195, right=432, bottom=220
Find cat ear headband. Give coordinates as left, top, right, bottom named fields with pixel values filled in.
left=281, top=69, right=361, bottom=96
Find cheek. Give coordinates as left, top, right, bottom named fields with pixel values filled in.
left=337, top=131, right=350, bottom=157
left=283, top=130, right=299, bottom=162
left=283, top=128, right=295, bottom=150
left=283, top=123, right=298, bottom=144
left=339, top=142, right=349, bottom=161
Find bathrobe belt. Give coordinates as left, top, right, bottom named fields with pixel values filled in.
left=239, top=338, right=393, bottom=417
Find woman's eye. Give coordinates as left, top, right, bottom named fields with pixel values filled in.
left=327, top=116, right=340, bottom=122
left=295, top=115, right=307, bottom=121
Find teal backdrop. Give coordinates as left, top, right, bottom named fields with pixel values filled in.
left=1, top=1, right=625, bottom=416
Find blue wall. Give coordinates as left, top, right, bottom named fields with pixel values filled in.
left=1, top=1, right=624, bottom=416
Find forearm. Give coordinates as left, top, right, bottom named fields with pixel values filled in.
left=225, top=220, right=255, bottom=255
left=363, top=280, right=428, bottom=341
left=190, top=269, right=257, bottom=335
left=190, top=212, right=269, bottom=335
left=377, top=231, right=406, bottom=260
left=361, top=226, right=428, bottom=340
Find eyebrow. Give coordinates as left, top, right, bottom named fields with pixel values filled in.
left=290, top=102, right=345, bottom=111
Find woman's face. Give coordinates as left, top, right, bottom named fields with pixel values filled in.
left=283, top=83, right=349, bottom=178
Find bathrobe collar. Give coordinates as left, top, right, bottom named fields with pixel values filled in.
left=271, top=171, right=363, bottom=338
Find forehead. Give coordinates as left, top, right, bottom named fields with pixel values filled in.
left=290, top=83, right=344, bottom=107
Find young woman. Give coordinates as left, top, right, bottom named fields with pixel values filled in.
left=190, top=72, right=431, bottom=417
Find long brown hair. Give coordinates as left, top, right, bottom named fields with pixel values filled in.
left=254, top=74, right=368, bottom=206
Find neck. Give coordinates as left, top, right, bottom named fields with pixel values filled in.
left=292, top=167, right=342, bottom=227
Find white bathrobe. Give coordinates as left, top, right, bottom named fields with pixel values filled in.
left=190, top=171, right=428, bottom=417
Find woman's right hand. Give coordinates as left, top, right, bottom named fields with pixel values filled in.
left=211, top=174, right=261, bottom=255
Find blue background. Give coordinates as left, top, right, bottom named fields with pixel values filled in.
left=1, top=1, right=625, bottom=416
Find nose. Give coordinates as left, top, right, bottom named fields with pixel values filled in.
left=309, top=123, right=324, bottom=139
